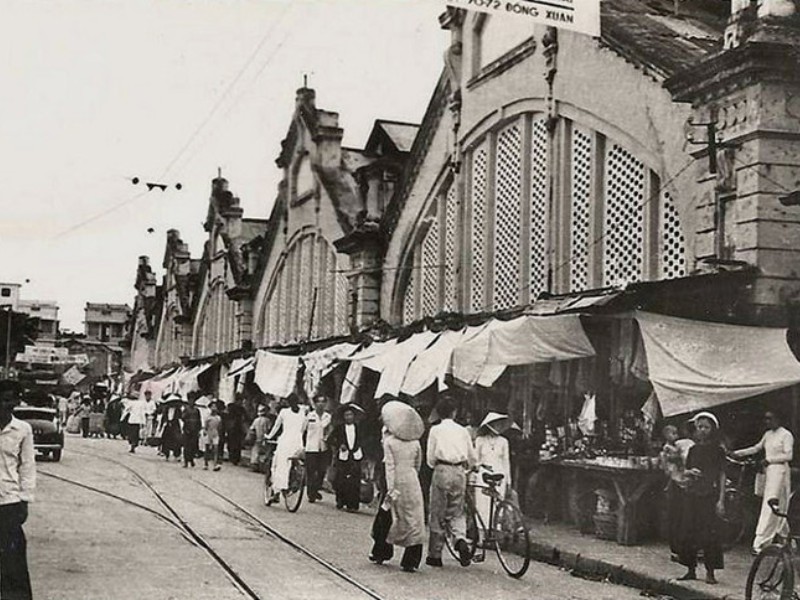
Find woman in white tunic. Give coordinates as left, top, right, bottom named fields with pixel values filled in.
left=266, top=396, right=307, bottom=503
left=731, top=410, right=794, bottom=553
left=473, top=415, right=511, bottom=527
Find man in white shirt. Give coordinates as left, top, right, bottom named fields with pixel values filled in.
left=731, top=410, right=795, bottom=553
left=0, top=380, right=35, bottom=599
left=425, top=396, right=476, bottom=568
left=123, top=394, right=147, bottom=453
left=305, top=396, right=332, bottom=502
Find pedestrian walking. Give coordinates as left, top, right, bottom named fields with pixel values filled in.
left=161, top=407, right=183, bottom=462
left=0, top=380, right=36, bottom=600
left=103, top=395, right=123, bottom=439
left=122, top=394, right=147, bottom=453
left=305, top=395, right=331, bottom=502
left=248, top=405, right=272, bottom=472
left=266, top=395, right=307, bottom=504
left=224, top=397, right=246, bottom=465
left=730, top=409, right=794, bottom=553
left=370, top=401, right=426, bottom=572
left=142, top=390, right=157, bottom=444
left=77, top=396, right=92, bottom=438
left=328, top=403, right=365, bottom=512
left=203, top=403, right=222, bottom=471
left=473, top=413, right=513, bottom=528
left=675, top=412, right=726, bottom=585
left=181, top=394, right=202, bottom=468
left=425, top=395, right=476, bottom=568
left=57, top=395, right=68, bottom=424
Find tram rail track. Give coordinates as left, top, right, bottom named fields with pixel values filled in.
left=52, top=447, right=388, bottom=600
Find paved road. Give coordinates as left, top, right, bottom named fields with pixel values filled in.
left=28, top=436, right=654, bottom=600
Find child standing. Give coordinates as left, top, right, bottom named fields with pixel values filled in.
left=204, top=404, right=223, bottom=471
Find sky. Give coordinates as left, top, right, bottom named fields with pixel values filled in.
left=0, top=0, right=447, bottom=331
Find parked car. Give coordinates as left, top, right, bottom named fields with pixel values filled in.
left=13, top=406, right=63, bottom=461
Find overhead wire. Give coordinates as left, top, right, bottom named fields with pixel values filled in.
left=53, top=4, right=293, bottom=239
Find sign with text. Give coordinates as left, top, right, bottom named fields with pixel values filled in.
left=446, top=0, right=601, bottom=37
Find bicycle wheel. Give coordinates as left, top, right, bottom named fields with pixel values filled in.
left=283, top=460, right=306, bottom=513
left=444, top=496, right=481, bottom=562
left=720, top=489, right=747, bottom=550
left=492, top=500, right=531, bottom=578
left=746, top=545, right=795, bottom=600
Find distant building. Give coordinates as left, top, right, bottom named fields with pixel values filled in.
left=0, top=282, right=59, bottom=345
left=0, top=283, right=21, bottom=309
left=84, top=303, right=131, bottom=344
left=17, top=300, right=59, bottom=345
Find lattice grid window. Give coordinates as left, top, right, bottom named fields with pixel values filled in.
left=402, top=255, right=418, bottom=325
left=602, top=144, right=645, bottom=287
left=279, top=264, right=289, bottom=344
left=334, top=257, right=349, bottom=336
left=297, top=237, right=312, bottom=340
left=530, top=118, right=548, bottom=300
left=443, top=184, right=458, bottom=312
left=323, top=250, right=335, bottom=338
left=470, top=144, right=489, bottom=312
left=661, top=190, right=687, bottom=280
left=421, top=216, right=440, bottom=316
left=493, top=121, right=523, bottom=310
left=570, top=127, right=593, bottom=291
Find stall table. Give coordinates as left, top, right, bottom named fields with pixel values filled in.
left=552, top=458, right=665, bottom=545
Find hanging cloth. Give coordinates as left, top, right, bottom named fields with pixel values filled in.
left=635, top=311, right=800, bottom=417
left=577, top=393, right=597, bottom=436
left=253, top=350, right=300, bottom=399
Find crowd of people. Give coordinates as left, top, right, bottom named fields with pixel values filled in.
left=55, top=382, right=800, bottom=583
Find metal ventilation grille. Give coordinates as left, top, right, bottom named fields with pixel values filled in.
left=321, top=249, right=335, bottom=339
left=470, top=144, right=489, bottom=312
left=421, top=216, right=440, bottom=316
left=493, top=121, right=523, bottom=310
left=530, top=118, right=549, bottom=300
left=402, top=254, right=417, bottom=325
left=602, top=143, right=645, bottom=287
left=279, top=260, right=289, bottom=344
left=297, top=237, right=312, bottom=340
left=311, top=238, right=324, bottom=339
left=334, top=257, right=349, bottom=336
left=661, top=190, right=687, bottom=280
left=443, top=184, right=458, bottom=312
left=570, top=127, right=593, bottom=292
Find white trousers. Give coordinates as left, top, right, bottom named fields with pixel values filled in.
left=753, top=463, right=791, bottom=552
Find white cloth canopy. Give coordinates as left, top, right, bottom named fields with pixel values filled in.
left=635, top=311, right=800, bottom=417
left=372, top=331, right=439, bottom=399
left=226, top=357, right=255, bottom=379
left=253, top=350, right=300, bottom=398
left=400, top=326, right=486, bottom=396
left=348, top=340, right=398, bottom=372
left=302, top=343, right=359, bottom=397
left=452, top=315, right=594, bottom=386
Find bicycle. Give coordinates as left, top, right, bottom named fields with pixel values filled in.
left=263, top=441, right=307, bottom=513
left=722, top=456, right=761, bottom=550
left=444, top=467, right=531, bottom=578
left=745, top=497, right=797, bottom=600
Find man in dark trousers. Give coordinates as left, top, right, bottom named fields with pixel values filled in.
left=181, top=393, right=202, bottom=468
left=0, top=380, right=35, bottom=599
left=224, top=397, right=246, bottom=466
left=328, top=404, right=364, bottom=512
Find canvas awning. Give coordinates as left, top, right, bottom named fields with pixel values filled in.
left=400, top=325, right=488, bottom=396
left=302, top=342, right=359, bottom=397
left=372, top=331, right=440, bottom=399
left=635, top=311, right=800, bottom=417
left=451, top=315, right=596, bottom=386
left=253, top=351, right=300, bottom=398
left=226, top=357, right=255, bottom=379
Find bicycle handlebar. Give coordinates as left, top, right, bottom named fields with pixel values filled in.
left=725, top=455, right=759, bottom=466
left=768, top=497, right=790, bottom=520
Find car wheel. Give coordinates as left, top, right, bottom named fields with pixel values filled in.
left=52, top=449, right=62, bottom=462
